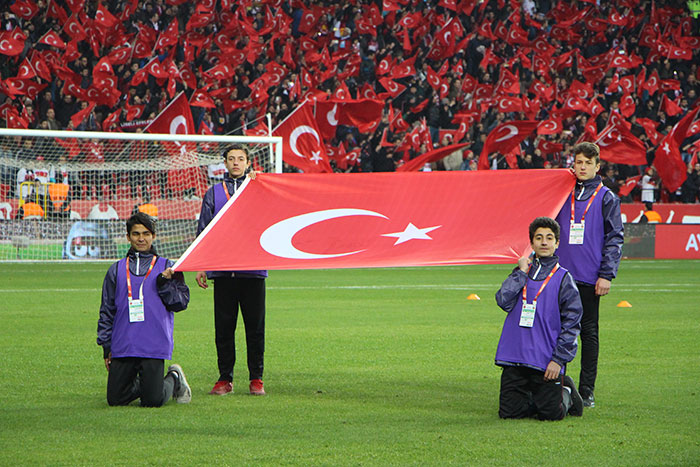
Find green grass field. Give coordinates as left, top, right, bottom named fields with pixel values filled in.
left=1, top=260, right=698, bottom=465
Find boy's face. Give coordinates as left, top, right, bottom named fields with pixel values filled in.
left=127, top=224, right=155, bottom=252
left=573, top=153, right=600, bottom=181
left=531, top=227, right=558, bottom=258
left=225, top=149, right=250, bottom=178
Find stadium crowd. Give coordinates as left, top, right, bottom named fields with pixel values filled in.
left=0, top=0, right=699, bottom=205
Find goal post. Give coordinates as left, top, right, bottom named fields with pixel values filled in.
left=0, top=128, right=283, bottom=262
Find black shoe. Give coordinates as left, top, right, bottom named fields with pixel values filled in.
left=582, top=392, right=595, bottom=408
left=562, top=375, right=583, bottom=416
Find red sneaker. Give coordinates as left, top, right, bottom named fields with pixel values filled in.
left=249, top=379, right=265, bottom=395
left=209, top=380, right=233, bottom=395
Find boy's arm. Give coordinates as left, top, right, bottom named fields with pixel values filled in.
left=551, top=272, right=583, bottom=367
left=495, top=266, right=528, bottom=313
left=599, top=191, right=624, bottom=281
left=196, top=186, right=216, bottom=236
left=156, top=259, right=190, bottom=312
left=97, top=263, right=118, bottom=359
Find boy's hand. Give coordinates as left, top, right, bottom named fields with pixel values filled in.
left=544, top=361, right=561, bottom=381
left=161, top=268, right=173, bottom=280
left=517, top=255, right=531, bottom=273
left=196, top=271, right=208, bottom=289
left=595, top=277, right=611, bottom=296
left=104, top=352, right=112, bottom=371
left=248, top=171, right=261, bottom=180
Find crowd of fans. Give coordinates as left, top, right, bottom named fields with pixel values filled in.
left=0, top=0, right=699, bottom=205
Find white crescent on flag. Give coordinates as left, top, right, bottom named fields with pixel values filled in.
left=290, top=125, right=321, bottom=158
left=260, top=209, right=388, bottom=259
left=495, top=125, right=518, bottom=142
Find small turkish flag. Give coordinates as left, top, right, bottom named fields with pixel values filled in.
left=0, top=36, right=24, bottom=56
left=479, top=121, right=539, bottom=169
left=70, top=102, right=96, bottom=129
left=274, top=103, right=332, bottom=173
left=145, top=92, right=196, bottom=157
left=38, top=30, right=66, bottom=49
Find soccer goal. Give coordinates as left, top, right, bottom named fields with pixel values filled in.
left=0, top=128, right=282, bottom=261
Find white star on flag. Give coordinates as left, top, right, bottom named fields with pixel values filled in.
left=381, top=223, right=441, bottom=245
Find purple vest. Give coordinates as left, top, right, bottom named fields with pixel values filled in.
left=111, top=256, right=174, bottom=359
left=495, top=266, right=567, bottom=373
left=211, top=182, right=267, bottom=278
left=555, top=185, right=608, bottom=285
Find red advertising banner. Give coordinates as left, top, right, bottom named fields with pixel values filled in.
left=173, top=170, right=575, bottom=271
left=620, top=204, right=700, bottom=224
left=655, top=225, right=700, bottom=259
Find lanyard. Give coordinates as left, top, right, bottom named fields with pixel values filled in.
left=126, top=255, right=157, bottom=300
left=522, top=263, right=560, bottom=305
left=222, top=181, right=231, bottom=201
left=570, top=182, right=603, bottom=224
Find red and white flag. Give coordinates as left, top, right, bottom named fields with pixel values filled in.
left=144, top=92, right=196, bottom=156
left=618, top=175, right=642, bottom=197
left=653, top=108, right=700, bottom=192
left=274, top=103, right=332, bottom=173
left=172, top=170, right=575, bottom=271
left=479, top=121, right=539, bottom=169
left=595, top=123, right=647, bottom=166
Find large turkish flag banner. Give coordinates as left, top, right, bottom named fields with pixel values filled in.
left=173, top=170, right=575, bottom=271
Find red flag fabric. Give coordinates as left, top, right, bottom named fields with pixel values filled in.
left=38, top=30, right=66, bottom=49
left=479, top=121, right=539, bottom=169
left=661, top=94, right=682, bottom=116
left=654, top=136, right=687, bottom=192
left=144, top=92, right=196, bottom=156
left=0, top=33, right=25, bottom=56
left=618, top=175, right=642, bottom=197
left=595, top=123, right=647, bottom=165
left=654, top=108, right=700, bottom=192
left=396, top=143, right=469, bottom=172
left=11, top=0, right=39, bottom=20
left=273, top=103, right=332, bottom=173
left=70, top=102, right=96, bottom=128
left=172, top=170, right=575, bottom=271
left=95, top=4, right=119, bottom=29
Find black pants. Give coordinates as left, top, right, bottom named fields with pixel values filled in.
left=499, top=366, right=572, bottom=421
left=577, top=283, right=600, bottom=397
left=213, top=277, right=265, bottom=381
left=107, top=357, right=175, bottom=407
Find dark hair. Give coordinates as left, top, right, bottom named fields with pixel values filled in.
left=222, top=144, right=250, bottom=162
left=528, top=217, right=560, bottom=242
left=644, top=201, right=653, bottom=211
left=126, top=212, right=156, bottom=235
left=572, top=142, right=600, bottom=164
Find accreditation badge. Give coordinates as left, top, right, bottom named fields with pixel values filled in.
left=569, top=221, right=585, bottom=245
left=128, top=298, right=145, bottom=322
left=519, top=302, right=536, bottom=328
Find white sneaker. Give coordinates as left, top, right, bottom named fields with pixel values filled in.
left=168, top=364, right=191, bottom=404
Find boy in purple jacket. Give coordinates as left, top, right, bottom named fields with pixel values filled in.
left=97, top=213, right=191, bottom=407
left=495, top=217, right=584, bottom=420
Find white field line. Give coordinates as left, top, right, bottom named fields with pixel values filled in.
left=0, top=284, right=698, bottom=293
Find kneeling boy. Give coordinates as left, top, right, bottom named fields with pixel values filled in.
left=494, top=217, right=584, bottom=420
left=97, top=212, right=191, bottom=407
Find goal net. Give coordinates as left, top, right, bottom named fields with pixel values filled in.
left=0, top=128, right=282, bottom=261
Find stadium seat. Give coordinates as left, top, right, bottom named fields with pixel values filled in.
left=0, top=183, right=10, bottom=201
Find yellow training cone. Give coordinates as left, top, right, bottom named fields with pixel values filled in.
left=617, top=300, right=632, bottom=308
left=467, top=294, right=481, bottom=300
